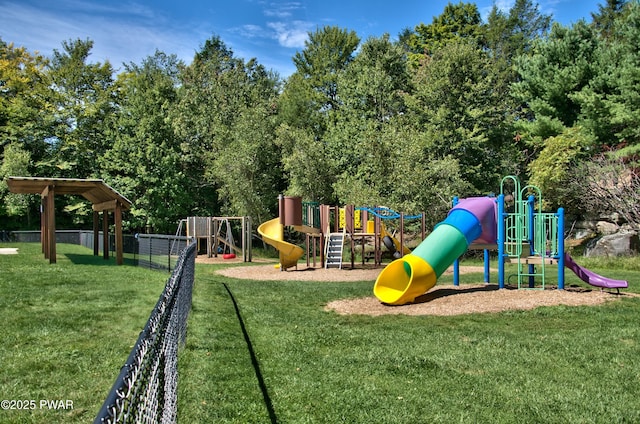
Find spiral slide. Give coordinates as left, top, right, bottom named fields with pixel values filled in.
left=374, top=197, right=497, bottom=305
left=564, top=253, right=628, bottom=289
left=258, top=218, right=304, bottom=270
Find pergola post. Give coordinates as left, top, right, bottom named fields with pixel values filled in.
left=115, top=201, right=123, bottom=265
left=103, top=210, right=109, bottom=260
left=42, top=184, right=56, bottom=264
left=40, top=195, right=47, bottom=255
left=93, top=211, right=100, bottom=256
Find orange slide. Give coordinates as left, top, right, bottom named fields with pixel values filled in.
left=258, top=218, right=304, bottom=270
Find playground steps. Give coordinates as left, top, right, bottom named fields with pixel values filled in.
left=325, top=232, right=345, bottom=269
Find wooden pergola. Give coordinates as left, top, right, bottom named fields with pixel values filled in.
left=7, top=177, right=132, bottom=265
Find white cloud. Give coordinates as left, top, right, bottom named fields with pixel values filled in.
left=0, top=1, right=197, bottom=68
left=237, top=24, right=265, bottom=38
left=267, top=21, right=311, bottom=48
left=263, top=1, right=304, bottom=18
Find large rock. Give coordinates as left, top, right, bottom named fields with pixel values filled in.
left=585, top=231, right=640, bottom=257
left=596, top=221, right=619, bottom=235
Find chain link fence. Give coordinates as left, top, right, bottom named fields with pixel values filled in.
left=94, top=242, right=196, bottom=423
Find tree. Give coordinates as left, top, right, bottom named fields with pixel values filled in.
left=291, top=26, right=360, bottom=114
left=172, top=36, right=282, bottom=222
left=276, top=26, right=360, bottom=204
left=101, top=51, right=189, bottom=233
left=527, top=126, right=594, bottom=210
left=567, top=148, right=640, bottom=228
left=514, top=2, right=639, bottom=171
left=276, top=124, right=336, bottom=204
left=484, top=0, right=551, bottom=61
left=0, top=40, right=52, bottom=226
left=0, top=142, right=31, bottom=222
left=591, top=0, right=629, bottom=39
left=325, top=34, right=413, bottom=206
left=512, top=21, right=602, bottom=145
left=278, top=26, right=359, bottom=144
left=408, top=41, right=514, bottom=193
left=594, top=1, right=640, bottom=146
left=407, top=1, right=483, bottom=65
left=45, top=39, right=117, bottom=180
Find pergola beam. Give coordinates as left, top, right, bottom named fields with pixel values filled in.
left=93, top=199, right=118, bottom=212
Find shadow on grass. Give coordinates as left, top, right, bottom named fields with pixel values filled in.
left=65, top=253, right=137, bottom=267
left=411, top=284, right=511, bottom=304
left=223, top=282, right=278, bottom=424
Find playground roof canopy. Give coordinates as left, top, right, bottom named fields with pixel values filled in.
left=7, top=176, right=132, bottom=210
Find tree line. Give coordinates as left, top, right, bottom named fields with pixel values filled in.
left=1, top=0, right=638, bottom=234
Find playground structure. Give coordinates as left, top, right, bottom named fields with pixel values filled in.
left=374, top=176, right=628, bottom=305
left=257, top=196, right=424, bottom=270
left=178, top=216, right=252, bottom=262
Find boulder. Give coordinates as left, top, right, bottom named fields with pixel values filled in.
left=585, top=231, right=640, bottom=257
left=596, top=221, right=619, bottom=235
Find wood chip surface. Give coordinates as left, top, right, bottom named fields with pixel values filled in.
left=213, top=262, right=633, bottom=316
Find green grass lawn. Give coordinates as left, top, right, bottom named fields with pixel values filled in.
left=179, top=259, right=640, bottom=423
left=2, top=243, right=640, bottom=423
left=0, top=243, right=167, bottom=423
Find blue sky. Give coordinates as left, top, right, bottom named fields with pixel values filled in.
left=1, top=0, right=603, bottom=78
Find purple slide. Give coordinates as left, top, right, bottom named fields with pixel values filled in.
left=564, top=253, right=628, bottom=289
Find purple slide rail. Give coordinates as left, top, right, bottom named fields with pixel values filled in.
left=564, top=253, right=628, bottom=289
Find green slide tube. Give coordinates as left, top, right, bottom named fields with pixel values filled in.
left=374, top=197, right=493, bottom=305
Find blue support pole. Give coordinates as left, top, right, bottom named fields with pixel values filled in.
left=452, top=196, right=460, bottom=286
left=527, top=195, right=535, bottom=288
left=453, top=258, right=460, bottom=286
left=484, top=249, right=490, bottom=283
left=557, top=207, right=565, bottom=290
left=497, top=195, right=505, bottom=289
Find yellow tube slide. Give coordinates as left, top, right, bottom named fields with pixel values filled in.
left=258, top=218, right=304, bottom=270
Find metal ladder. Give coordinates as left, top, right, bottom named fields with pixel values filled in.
left=170, top=219, right=186, bottom=256
left=324, top=230, right=345, bottom=269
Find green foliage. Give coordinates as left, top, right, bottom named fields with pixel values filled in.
left=596, top=1, right=640, bottom=144
left=172, top=36, right=282, bottom=222
left=409, top=1, right=483, bottom=60
left=409, top=41, right=512, bottom=193
left=45, top=39, right=117, bottom=179
left=513, top=21, right=601, bottom=134
left=2, top=2, right=640, bottom=232
left=276, top=124, right=336, bottom=204
left=591, top=0, right=629, bottom=39
left=0, top=142, right=31, bottom=216
left=101, top=51, right=190, bottom=233
left=0, top=41, right=53, bottom=223
left=291, top=26, right=360, bottom=114
left=527, top=126, right=594, bottom=209
left=484, top=0, right=551, bottom=60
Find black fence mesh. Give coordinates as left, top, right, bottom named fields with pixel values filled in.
left=94, top=242, right=196, bottom=424
left=137, top=234, right=189, bottom=271
left=10, top=230, right=190, bottom=272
